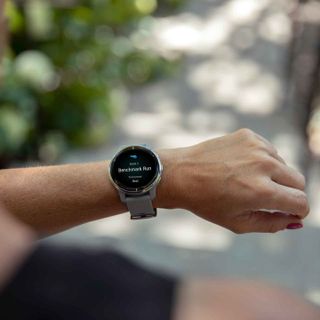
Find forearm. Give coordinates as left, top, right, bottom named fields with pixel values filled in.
left=0, top=151, right=177, bottom=236
left=0, top=162, right=128, bottom=235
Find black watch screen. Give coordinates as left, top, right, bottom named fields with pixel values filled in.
left=110, top=146, right=160, bottom=191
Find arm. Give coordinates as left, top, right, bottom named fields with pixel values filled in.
left=0, top=159, right=175, bottom=235
left=0, top=162, right=130, bottom=235
left=0, top=204, right=35, bottom=291
left=0, top=129, right=309, bottom=236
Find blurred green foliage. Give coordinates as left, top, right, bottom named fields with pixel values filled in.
left=0, top=0, right=183, bottom=166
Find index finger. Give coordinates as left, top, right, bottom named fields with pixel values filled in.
left=271, top=163, right=306, bottom=191
left=256, top=182, right=309, bottom=219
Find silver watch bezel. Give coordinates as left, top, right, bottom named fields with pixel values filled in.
left=109, top=145, right=163, bottom=195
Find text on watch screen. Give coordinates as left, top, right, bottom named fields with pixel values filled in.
left=112, top=149, right=158, bottom=189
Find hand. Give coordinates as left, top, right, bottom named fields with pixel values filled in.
left=0, top=203, right=35, bottom=290
left=157, top=129, right=309, bottom=234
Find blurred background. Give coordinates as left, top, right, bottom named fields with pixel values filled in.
left=1, top=0, right=320, bottom=307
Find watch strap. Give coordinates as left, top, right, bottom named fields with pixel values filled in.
left=125, top=194, right=157, bottom=220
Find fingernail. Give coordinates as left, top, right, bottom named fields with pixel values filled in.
left=286, top=223, right=303, bottom=230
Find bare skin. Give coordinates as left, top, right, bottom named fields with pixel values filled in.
left=173, top=278, right=320, bottom=320
left=0, top=129, right=317, bottom=319
left=0, top=129, right=308, bottom=235
left=0, top=204, right=35, bottom=291
left=158, top=128, right=308, bottom=234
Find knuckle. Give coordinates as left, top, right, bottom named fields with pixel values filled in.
left=298, top=173, right=306, bottom=189
left=238, top=128, right=255, bottom=138
left=248, top=137, right=270, bottom=153
left=267, top=222, right=281, bottom=234
left=295, top=193, right=309, bottom=214
left=229, top=224, right=246, bottom=235
left=269, top=144, right=279, bottom=155
left=249, top=140, right=266, bottom=152
left=254, top=155, right=278, bottom=171
left=262, top=158, right=278, bottom=171
left=260, top=143, right=277, bottom=156
left=255, top=142, right=269, bottom=152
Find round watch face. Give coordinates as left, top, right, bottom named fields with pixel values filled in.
left=110, top=146, right=161, bottom=192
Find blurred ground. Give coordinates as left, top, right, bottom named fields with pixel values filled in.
left=47, top=0, right=320, bottom=305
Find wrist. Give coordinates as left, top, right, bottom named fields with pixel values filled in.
left=154, top=148, right=183, bottom=210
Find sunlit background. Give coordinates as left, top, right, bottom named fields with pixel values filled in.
left=1, top=0, right=320, bottom=307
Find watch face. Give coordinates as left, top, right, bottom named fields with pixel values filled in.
left=110, top=146, right=161, bottom=192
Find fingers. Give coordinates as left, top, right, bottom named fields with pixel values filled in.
left=267, top=151, right=286, bottom=165
left=254, top=133, right=286, bottom=165
left=271, top=163, right=306, bottom=191
left=257, top=182, right=309, bottom=219
left=235, top=211, right=303, bottom=234
left=252, top=133, right=306, bottom=191
left=253, top=134, right=307, bottom=214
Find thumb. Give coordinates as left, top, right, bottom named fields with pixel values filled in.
left=242, top=211, right=303, bottom=234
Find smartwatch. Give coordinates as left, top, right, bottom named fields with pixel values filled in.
left=109, top=145, right=163, bottom=220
